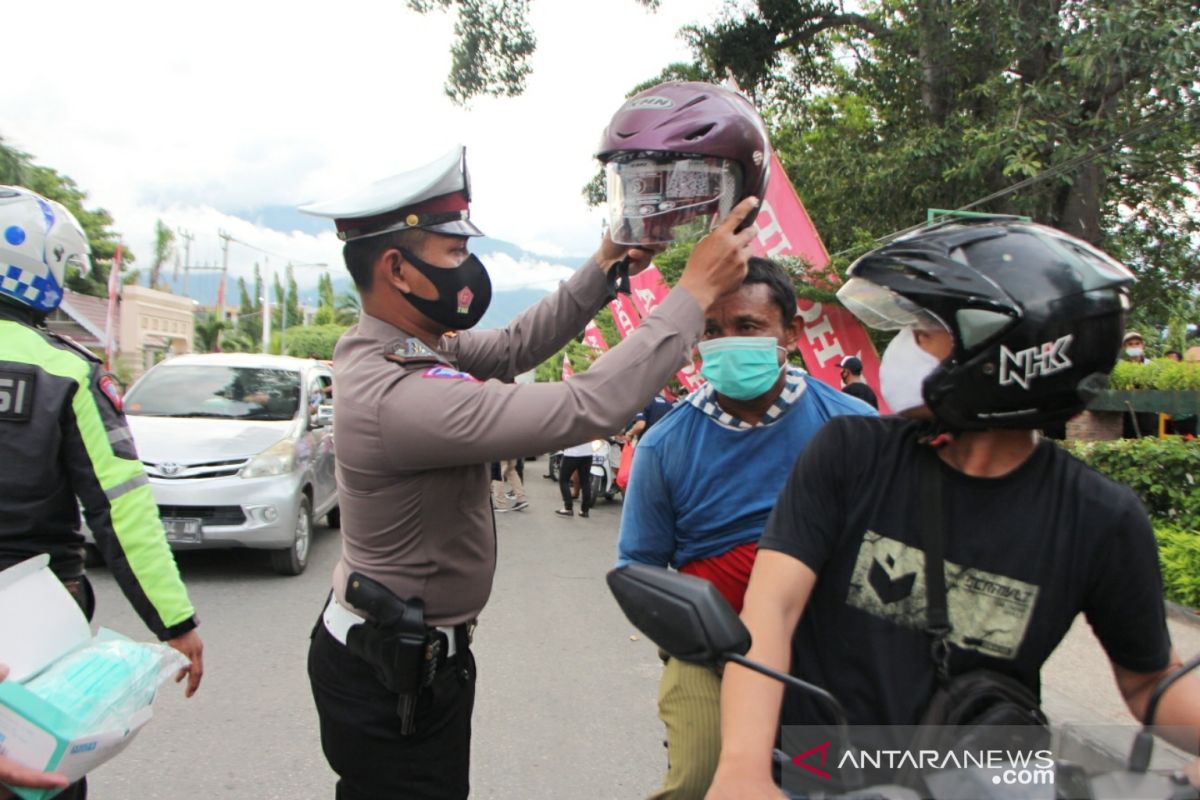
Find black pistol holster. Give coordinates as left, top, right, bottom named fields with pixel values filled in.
left=343, top=572, right=444, bottom=735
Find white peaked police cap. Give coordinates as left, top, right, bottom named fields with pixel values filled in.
left=299, top=145, right=483, bottom=241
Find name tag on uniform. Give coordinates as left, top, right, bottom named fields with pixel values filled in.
left=0, top=368, right=36, bottom=422
left=421, top=366, right=480, bottom=383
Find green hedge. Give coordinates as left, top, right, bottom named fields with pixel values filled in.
left=1156, top=526, right=1200, bottom=609
left=1067, top=438, right=1200, bottom=607
left=1066, top=437, right=1200, bottom=531
left=1110, top=359, right=1200, bottom=391
left=280, top=325, right=348, bottom=360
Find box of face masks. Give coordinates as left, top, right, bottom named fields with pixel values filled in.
left=0, top=555, right=182, bottom=800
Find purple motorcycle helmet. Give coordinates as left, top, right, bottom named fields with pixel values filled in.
left=596, top=81, right=771, bottom=245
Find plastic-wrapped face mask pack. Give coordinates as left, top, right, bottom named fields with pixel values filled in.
left=23, top=630, right=185, bottom=738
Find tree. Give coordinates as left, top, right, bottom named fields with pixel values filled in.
left=534, top=339, right=600, bottom=382
left=285, top=265, right=301, bottom=331
left=336, top=290, right=361, bottom=326
left=409, top=0, right=659, bottom=103
left=318, top=272, right=336, bottom=311
left=194, top=313, right=226, bottom=353
left=0, top=136, right=132, bottom=297
left=149, top=220, right=175, bottom=291
left=237, top=274, right=260, bottom=343
left=692, top=0, right=1197, bottom=241
left=589, top=0, right=1200, bottom=331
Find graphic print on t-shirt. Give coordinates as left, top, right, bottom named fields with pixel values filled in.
left=846, top=531, right=1039, bottom=660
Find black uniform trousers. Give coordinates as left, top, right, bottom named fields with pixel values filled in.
left=308, top=616, right=476, bottom=800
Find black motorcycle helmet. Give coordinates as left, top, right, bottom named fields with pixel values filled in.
left=837, top=219, right=1135, bottom=430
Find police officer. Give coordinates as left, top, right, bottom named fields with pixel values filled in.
left=301, top=135, right=759, bottom=798
left=0, top=186, right=204, bottom=798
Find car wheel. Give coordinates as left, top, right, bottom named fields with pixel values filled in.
left=326, top=505, right=341, bottom=529
left=271, top=496, right=312, bottom=576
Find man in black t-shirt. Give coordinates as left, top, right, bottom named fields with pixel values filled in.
left=707, top=220, right=1200, bottom=799
left=836, top=356, right=878, bottom=410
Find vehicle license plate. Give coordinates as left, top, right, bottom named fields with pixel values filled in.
left=164, top=518, right=203, bottom=544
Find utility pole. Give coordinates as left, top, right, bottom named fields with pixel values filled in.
left=217, top=229, right=232, bottom=321
left=178, top=228, right=195, bottom=299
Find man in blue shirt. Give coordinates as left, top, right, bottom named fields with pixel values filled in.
left=616, top=257, right=875, bottom=799
left=626, top=391, right=675, bottom=441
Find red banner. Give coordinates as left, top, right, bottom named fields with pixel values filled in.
left=104, top=245, right=122, bottom=370
left=627, top=267, right=706, bottom=393
left=561, top=354, right=574, bottom=380
left=607, top=293, right=641, bottom=339
left=582, top=320, right=610, bottom=352
left=751, top=151, right=887, bottom=410
left=628, top=267, right=670, bottom=319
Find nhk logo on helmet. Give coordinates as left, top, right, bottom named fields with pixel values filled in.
left=998, top=334, right=1073, bottom=390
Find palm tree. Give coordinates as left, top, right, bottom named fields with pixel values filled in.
left=194, top=313, right=226, bottom=353
left=336, top=290, right=361, bottom=326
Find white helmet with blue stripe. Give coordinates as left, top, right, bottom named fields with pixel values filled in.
left=0, top=185, right=91, bottom=312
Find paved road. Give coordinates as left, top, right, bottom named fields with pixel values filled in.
left=86, top=467, right=667, bottom=799
left=81, top=463, right=1200, bottom=796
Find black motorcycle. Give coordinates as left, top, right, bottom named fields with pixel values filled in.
left=607, top=564, right=1200, bottom=800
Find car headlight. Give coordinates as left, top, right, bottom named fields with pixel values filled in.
left=241, top=438, right=298, bottom=478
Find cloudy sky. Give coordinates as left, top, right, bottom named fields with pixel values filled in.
left=0, top=0, right=727, bottom=292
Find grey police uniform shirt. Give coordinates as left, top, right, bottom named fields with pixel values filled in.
left=331, top=259, right=704, bottom=626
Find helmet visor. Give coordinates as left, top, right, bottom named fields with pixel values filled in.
left=837, top=277, right=946, bottom=332
left=605, top=155, right=743, bottom=245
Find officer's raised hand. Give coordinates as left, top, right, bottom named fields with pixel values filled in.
left=677, top=196, right=759, bottom=309
left=594, top=234, right=663, bottom=277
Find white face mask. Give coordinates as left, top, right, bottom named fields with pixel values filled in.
left=879, top=328, right=943, bottom=414
left=1125, top=346, right=1144, bottom=359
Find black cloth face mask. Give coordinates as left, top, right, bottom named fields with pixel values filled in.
left=398, top=247, right=493, bottom=330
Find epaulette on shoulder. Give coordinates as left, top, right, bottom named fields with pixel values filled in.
left=382, top=336, right=448, bottom=368
left=46, top=329, right=102, bottom=364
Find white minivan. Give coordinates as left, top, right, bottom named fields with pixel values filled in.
left=111, top=353, right=337, bottom=575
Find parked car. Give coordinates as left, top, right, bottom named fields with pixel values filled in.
left=88, top=353, right=338, bottom=575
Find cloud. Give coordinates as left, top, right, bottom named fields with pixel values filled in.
left=483, top=253, right=577, bottom=292
left=0, top=0, right=727, bottom=272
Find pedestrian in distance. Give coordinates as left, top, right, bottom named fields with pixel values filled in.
left=1119, top=330, right=1157, bottom=437
left=1122, top=330, right=1148, bottom=363
left=299, top=130, right=759, bottom=799
left=556, top=440, right=595, bottom=518
left=836, top=355, right=878, bottom=410
left=493, top=457, right=528, bottom=512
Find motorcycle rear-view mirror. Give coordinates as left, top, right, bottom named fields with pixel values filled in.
left=606, top=564, right=750, bottom=665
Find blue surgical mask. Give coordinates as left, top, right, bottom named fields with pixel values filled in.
left=698, top=336, right=786, bottom=401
